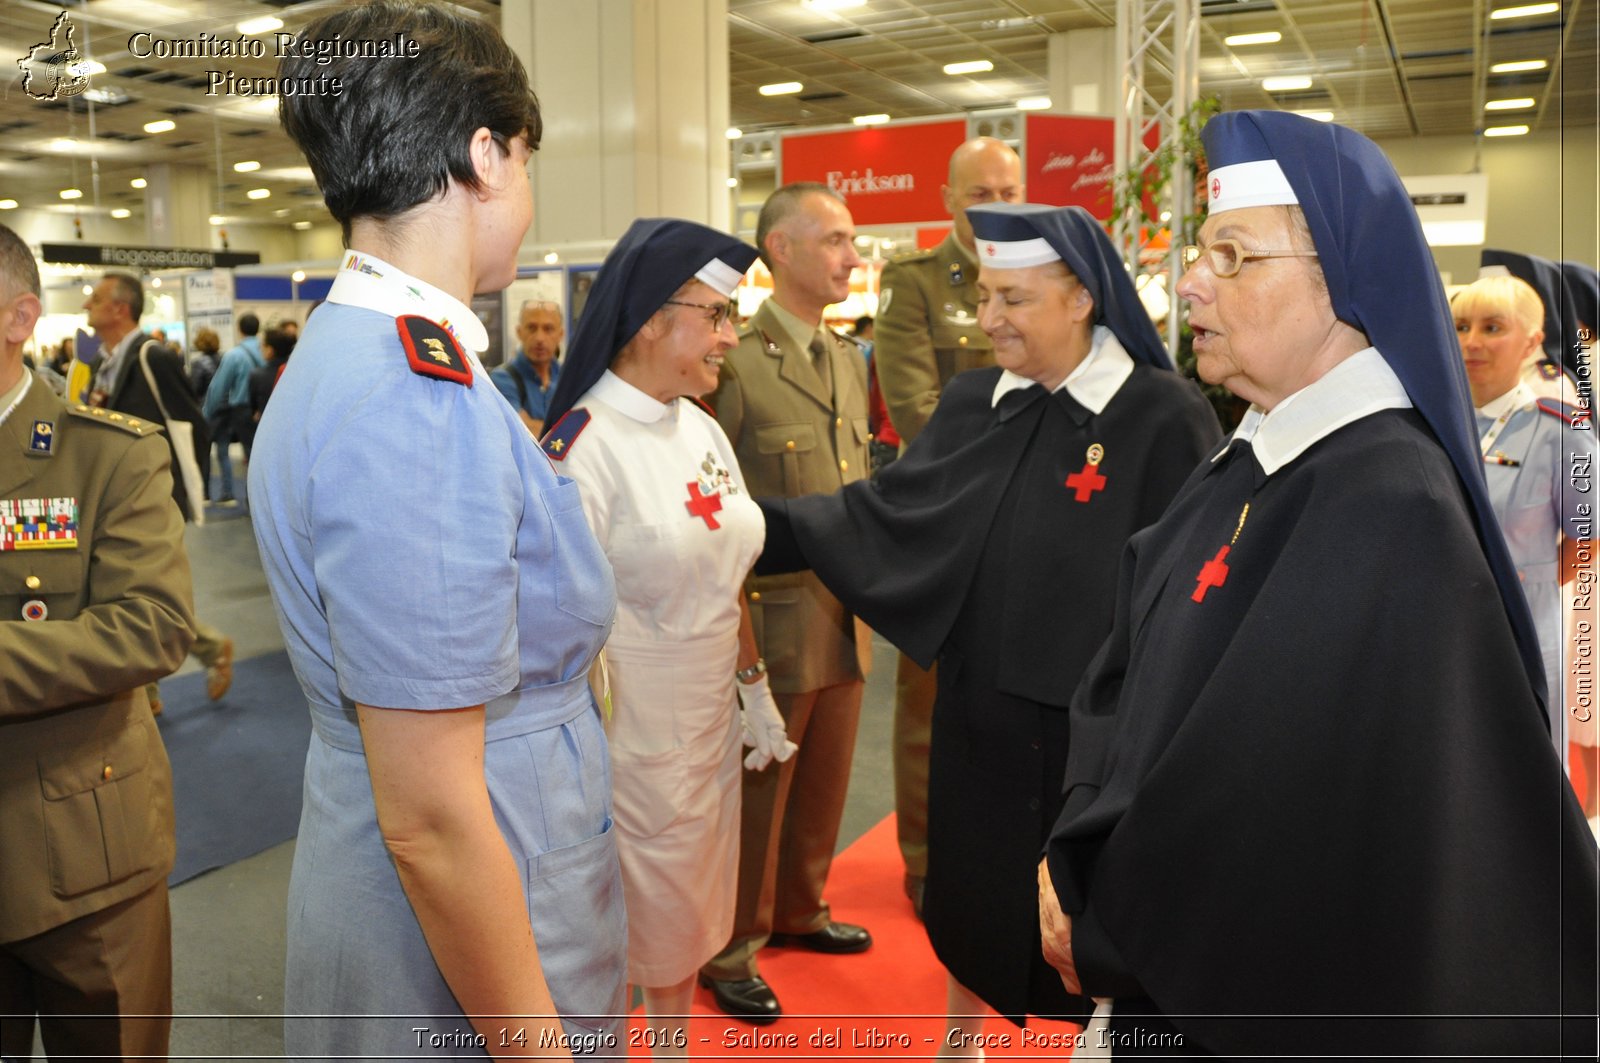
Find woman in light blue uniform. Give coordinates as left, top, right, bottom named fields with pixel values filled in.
left=249, top=4, right=626, bottom=1058
left=1455, top=274, right=1597, bottom=762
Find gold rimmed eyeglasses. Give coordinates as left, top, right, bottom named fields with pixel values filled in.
left=1181, top=240, right=1319, bottom=278
left=664, top=299, right=736, bottom=330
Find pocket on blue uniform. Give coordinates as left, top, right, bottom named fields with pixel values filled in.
left=541, top=478, right=617, bottom=628
left=526, top=820, right=627, bottom=1041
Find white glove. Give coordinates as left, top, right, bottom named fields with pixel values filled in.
left=737, top=673, right=797, bottom=771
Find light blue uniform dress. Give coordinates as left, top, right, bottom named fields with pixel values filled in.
left=1478, top=382, right=1599, bottom=753
left=249, top=251, right=627, bottom=1060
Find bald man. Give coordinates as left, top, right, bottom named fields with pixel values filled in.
left=872, top=136, right=1023, bottom=915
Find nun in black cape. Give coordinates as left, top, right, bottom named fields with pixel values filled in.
left=1040, top=111, right=1599, bottom=1058
left=754, top=203, right=1222, bottom=1031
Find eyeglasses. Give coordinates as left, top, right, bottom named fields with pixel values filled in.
left=664, top=299, right=736, bottom=330
left=1181, top=240, right=1319, bottom=278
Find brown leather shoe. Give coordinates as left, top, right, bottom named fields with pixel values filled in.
left=769, top=922, right=872, bottom=954
left=206, top=637, right=234, bottom=701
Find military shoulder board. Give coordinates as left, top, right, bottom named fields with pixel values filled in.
left=397, top=315, right=472, bottom=386
left=542, top=408, right=591, bottom=461
left=1537, top=399, right=1589, bottom=426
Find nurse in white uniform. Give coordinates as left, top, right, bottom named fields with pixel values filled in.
left=542, top=220, right=795, bottom=1056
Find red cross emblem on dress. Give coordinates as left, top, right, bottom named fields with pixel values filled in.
left=1065, top=443, right=1107, bottom=502
left=986, top=243, right=996, bottom=257
left=685, top=482, right=723, bottom=529
left=1211, top=176, right=1221, bottom=201
left=1192, top=502, right=1250, bottom=603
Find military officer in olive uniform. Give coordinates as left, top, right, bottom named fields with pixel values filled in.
left=0, top=222, right=195, bottom=1060
left=873, top=136, right=1024, bottom=913
left=701, top=183, right=874, bottom=1022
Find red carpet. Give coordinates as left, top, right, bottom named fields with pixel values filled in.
left=626, top=815, right=1083, bottom=1059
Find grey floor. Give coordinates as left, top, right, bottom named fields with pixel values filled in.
left=155, top=495, right=901, bottom=1060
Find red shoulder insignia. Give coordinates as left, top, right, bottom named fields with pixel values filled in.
left=542, top=408, right=591, bottom=461
left=397, top=315, right=471, bottom=386
left=1536, top=399, right=1589, bottom=426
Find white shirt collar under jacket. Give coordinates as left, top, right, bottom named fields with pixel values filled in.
left=325, top=249, right=491, bottom=355
left=1476, top=381, right=1536, bottom=420
left=592, top=369, right=678, bottom=425
left=1226, top=346, right=1412, bottom=475
left=990, top=325, right=1135, bottom=415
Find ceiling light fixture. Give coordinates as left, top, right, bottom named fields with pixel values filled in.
left=1224, top=31, right=1283, bottom=46
left=150, top=277, right=161, bottom=288
left=111, top=208, right=131, bottom=218
left=759, top=82, right=804, bottom=96
left=1484, top=124, right=1530, bottom=136
left=59, top=189, right=82, bottom=200
left=238, top=16, right=285, bottom=35
left=852, top=113, right=890, bottom=125
left=208, top=214, right=225, bottom=225
left=726, top=177, right=739, bottom=188
left=943, top=60, right=994, bottom=76
left=1485, top=97, right=1536, bottom=110
left=49, top=137, right=79, bottom=152
left=1491, top=59, right=1550, bottom=73
left=130, top=178, right=147, bottom=189
left=0, top=200, right=17, bottom=210
left=234, top=160, right=261, bottom=172
left=1293, top=109, right=1335, bottom=122
left=1262, top=76, right=1313, bottom=91
left=1016, top=97, right=1051, bottom=110
left=1490, top=3, right=1559, bottom=19
left=247, top=188, right=271, bottom=200
left=143, top=119, right=175, bottom=134
left=726, top=127, right=743, bottom=139
left=802, top=0, right=867, bottom=11
left=292, top=270, right=307, bottom=283
left=293, top=221, right=312, bottom=230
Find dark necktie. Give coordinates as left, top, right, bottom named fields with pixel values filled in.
left=810, top=333, right=833, bottom=394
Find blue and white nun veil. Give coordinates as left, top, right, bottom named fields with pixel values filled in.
left=543, top=218, right=759, bottom=430
left=1202, top=109, right=1545, bottom=712
left=965, top=202, right=1175, bottom=370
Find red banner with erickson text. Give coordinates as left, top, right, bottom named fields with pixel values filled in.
left=780, top=120, right=967, bottom=226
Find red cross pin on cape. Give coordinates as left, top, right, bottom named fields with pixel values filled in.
left=1192, top=502, right=1250, bottom=603
left=1065, top=443, right=1108, bottom=502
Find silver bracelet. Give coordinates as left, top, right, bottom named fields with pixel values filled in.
left=735, top=658, right=767, bottom=684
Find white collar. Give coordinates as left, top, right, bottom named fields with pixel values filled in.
left=990, top=326, right=1135, bottom=415
left=1225, top=347, right=1412, bottom=475
left=591, top=369, right=678, bottom=424
left=1476, top=382, right=1536, bottom=420
left=325, top=249, right=490, bottom=354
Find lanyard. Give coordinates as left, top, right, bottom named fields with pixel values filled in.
left=1478, top=384, right=1535, bottom=459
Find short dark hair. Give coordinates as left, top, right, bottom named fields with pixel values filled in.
left=0, top=222, right=40, bottom=301
left=278, top=0, right=542, bottom=242
left=854, top=315, right=873, bottom=334
left=756, top=182, right=843, bottom=268
left=104, top=272, right=144, bottom=321
left=239, top=312, right=260, bottom=336
left=264, top=328, right=297, bottom=361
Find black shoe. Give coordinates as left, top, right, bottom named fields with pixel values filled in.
left=698, top=973, right=781, bottom=1024
left=769, top=921, right=872, bottom=954
left=904, top=874, right=925, bottom=921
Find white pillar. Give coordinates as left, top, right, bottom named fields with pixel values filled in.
left=504, top=0, right=731, bottom=246
left=1048, top=29, right=1116, bottom=115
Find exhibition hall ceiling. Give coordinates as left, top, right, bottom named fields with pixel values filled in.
left=0, top=0, right=1592, bottom=229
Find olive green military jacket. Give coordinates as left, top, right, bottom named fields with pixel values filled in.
left=875, top=232, right=994, bottom=444
left=711, top=299, right=871, bottom=695
left=0, top=378, right=195, bottom=942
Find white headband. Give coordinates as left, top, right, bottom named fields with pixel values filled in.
left=1207, top=159, right=1300, bottom=213
left=976, top=237, right=1061, bottom=269
left=696, top=257, right=745, bottom=297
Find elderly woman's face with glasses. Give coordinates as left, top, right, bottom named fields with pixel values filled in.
left=1175, top=206, right=1339, bottom=411
left=648, top=281, right=739, bottom=400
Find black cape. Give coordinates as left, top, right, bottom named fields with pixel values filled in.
left=1046, top=409, right=1599, bottom=1057
left=760, top=363, right=1221, bottom=1022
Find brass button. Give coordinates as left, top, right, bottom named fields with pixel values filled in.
left=839, top=459, right=849, bottom=472
left=102, top=765, right=113, bottom=781
left=958, top=335, right=969, bottom=347
left=785, top=440, right=795, bottom=450
left=750, top=591, right=762, bottom=602
left=835, top=417, right=843, bottom=428
left=25, top=575, right=41, bottom=590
